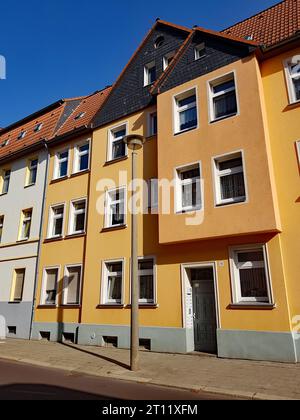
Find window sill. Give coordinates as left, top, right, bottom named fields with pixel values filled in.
left=228, top=303, right=276, bottom=310
left=97, top=304, right=125, bottom=309
left=24, top=183, right=36, bottom=189
left=17, top=239, right=30, bottom=243
left=101, top=225, right=127, bottom=233
left=174, top=126, right=198, bottom=136
left=216, top=198, right=246, bottom=207
left=59, top=305, right=81, bottom=309
left=50, top=176, right=69, bottom=185
left=286, top=100, right=300, bottom=110
left=65, top=233, right=86, bottom=240
left=70, top=169, right=90, bottom=179
left=125, top=304, right=159, bottom=309
left=0, top=192, right=8, bottom=197
left=43, top=236, right=64, bottom=244
left=8, top=301, right=22, bottom=304
left=176, top=208, right=202, bottom=215
left=37, top=305, right=57, bottom=309
left=104, top=156, right=128, bottom=166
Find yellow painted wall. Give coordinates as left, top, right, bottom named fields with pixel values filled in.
left=261, top=47, right=300, bottom=323
left=34, top=135, right=90, bottom=324
left=157, top=55, right=281, bottom=244
left=81, top=105, right=291, bottom=333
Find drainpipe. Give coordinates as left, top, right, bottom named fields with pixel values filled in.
left=29, top=141, right=50, bottom=340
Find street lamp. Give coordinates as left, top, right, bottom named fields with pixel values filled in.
left=124, top=134, right=145, bottom=371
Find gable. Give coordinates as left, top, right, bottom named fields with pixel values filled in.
left=158, top=31, right=256, bottom=93
left=93, top=23, right=189, bottom=128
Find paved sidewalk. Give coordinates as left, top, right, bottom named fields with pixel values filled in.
left=0, top=339, right=299, bottom=400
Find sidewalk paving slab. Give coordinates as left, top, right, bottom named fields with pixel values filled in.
left=0, top=339, right=299, bottom=400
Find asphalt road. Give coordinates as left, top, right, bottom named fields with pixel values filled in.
left=0, top=358, right=237, bottom=400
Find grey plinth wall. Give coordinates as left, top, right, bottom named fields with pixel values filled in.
left=0, top=302, right=33, bottom=339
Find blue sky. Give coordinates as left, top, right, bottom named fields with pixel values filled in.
left=0, top=0, right=278, bottom=127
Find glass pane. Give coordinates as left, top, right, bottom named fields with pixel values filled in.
left=60, top=151, right=68, bottom=160
left=59, top=160, right=68, bottom=177
left=54, top=217, right=63, bottom=236
left=14, top=270, right=25, bottom=301
left=219, top=158, right=242, bottom=171
left=111, top=203, right=124, bottom=225
left=148, top=66, right=156, bottom=84
left=181, top=168, right=200, bottom=180
left=108, top=276, right=122, bottom=301
left=139, top=259, right=154, bottom=271
left=293, top=78, right=300, bottom=101
left=220, top=172, right=245, bottom=200
left=45, top=270, right=57, bottom=304
left=182, top=180, right=200, bottom=208
left=79, top=153, right=89, bottom=171
left=191, top=268, right=213, bottom=281
left=237, top=251, right=264, bottom=263
left=112, top=139, right=126, bottom=159
left=213, top=79, right=235, bottom=94
left=79, top=144, right=89, bottom=153
left=29, top=167, right=37, bottom=184
left=66, top=267, right=80, bottom=304
left=179, top=107, right=197, bottom=131
left=140, top=275, right=154, bottom=301
left=23, top=220, right=31, bottom=238
left=113, top=129, right=126, bottom=139
left=107, top=263, right=122, bottom=273
left=240, top=268, right=268, bottom=298
left=178, top=95, right=196, bottom=108
left=54, top=207, right=64, bottom=216
left=75, top=212, right=85, bottom=232
left=214, top=91, right=237, bottom=119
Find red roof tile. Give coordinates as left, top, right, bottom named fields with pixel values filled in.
left=222, top=0, right=300, bottom=46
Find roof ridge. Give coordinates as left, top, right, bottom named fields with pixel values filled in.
left=222, top=0, right=288, bottom=32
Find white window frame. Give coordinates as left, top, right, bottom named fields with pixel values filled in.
left=212, top=150, right=247, bottom=206
left=147, top=111, right=157, bottom=137
left=68, top=198, right=87, bottom=235
left=229, top=244, right=274, bottom=304
left=296, top=141, right=300, bottom=167
left=104, top=187, right=127, bottom=228
left=40, top=266, right=60, bottom=306
left=144, top=61, right=156, bottom=86
left=62, top=264, right=83, bottom=306
left=163, top=51, right=175, bottom=71
left=175, top=162, right=202, bottom=214
left=173, top=87, right=198, bottom=135
left=73, top=139, right=91, bottom=174
left=194, top=43, right=206, bottom=60
left=47, top=203, right=66, bottom=239
left=101, top=258, right=125, bottom=305
left=0, top=215, right=4, bottom=242
left=54, top=149, right=70, bottom=180
left=284, top=57, right=300, bottom=104
left=208, top=71, right=239, bottom=123
left=107, top=123, right=128, bottom=162
left=138, top=256, right=157, bottom=304
left=26, top=158, right=38, bottom=186
left=2, top=169, right=11, bottom=194
left=19, top=209, right=32, bottom=241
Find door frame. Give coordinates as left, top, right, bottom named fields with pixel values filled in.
left=181, top=262, right=221, bottom=342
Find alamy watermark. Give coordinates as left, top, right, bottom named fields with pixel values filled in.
left=0, top=55, right=6, bottom=80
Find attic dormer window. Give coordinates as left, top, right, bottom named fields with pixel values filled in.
left=34, top=123, right=43, bottom=132
left=18, top=130, right=26, bottom=140
left=195, top=43, right=206, bottom=60
left=154, top=36, right=164, bottom=49
left=74, top=112, right=86, bottom=121
left=0, top=139, right=9, bottom=148
left=144, top=62, right=156, bottom=86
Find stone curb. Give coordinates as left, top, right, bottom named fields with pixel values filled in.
left=0, top=355, right=296, bottom=401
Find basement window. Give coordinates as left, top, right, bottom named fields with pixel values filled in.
left=40, top=331, right=51, bottom=341
left=103, top=336, right=118, bottom=348
left=8, top=326, right=16, bottom=335
left=139, top=339, right=151, bottom=351
left=62, top=333, right=75, bottom=344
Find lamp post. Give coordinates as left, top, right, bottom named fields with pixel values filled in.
left=124, top=134, right=145, bottom=372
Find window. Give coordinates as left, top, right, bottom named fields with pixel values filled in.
left=195, top=43, right=206, bottom=60
left=19, top=209, right=32, bottom=240
left=1, top=169, right=11, bottom=194
left=34, top=123, right=43, bottom=132
left=74, top=112, right=85, bottom=120
left=102, top=260, right=124, bottom=304
left=230, top=246, right=272, bottom=304
left=148, top=112, right=157, bottom=136
left=27, top=158, right=38, bottom=186
left=144, top=61, right=156, bottom=86
left=69, top=199, right=86, bottom=235
left=174, top=89, right=198, bottom=133
left=0, top=215, right=3, bottom=243
left=214, top=152, right=246, bottom=205
left=147, top=179, right=158, bottom=212
left=41, top=268, right=59, bottom=305
left=138, top=258, right=155, bottom=303
left=163, top=51, right=175, bottom=70
left=11, top=269, right=25, bottom=302
left=154, top=36, right=164, bottom=49
left=48, top=204, right=64, bottom=238
left=17, top=130, right=26, bottom=140
left=54, top=150, right=69, bottom=179
left=284, top=58, right=300, bottom=104
left=108, top=125, right=127, bottom=161
left=209, top=74, right=238, bottom=121
left=74, top=141, right=90, bottom=173
left=63, top=265, right=82, bottom=305
left=105, top=188, right=126, bottom=228
left=176, top=164, right=202, bottom=213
